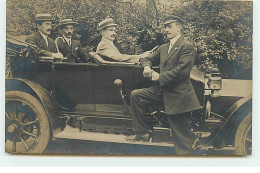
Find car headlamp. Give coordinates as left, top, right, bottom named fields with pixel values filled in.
left=206, top=67, right=222, bottom=90
left=205, top=67, right=222, bottom=97
left=208, top=76, right=222, bottom=90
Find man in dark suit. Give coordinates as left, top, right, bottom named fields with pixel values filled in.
left=26, top=13, right=63, bottom=60
left=127, top=15, right=201, bottom=155
left=56, top=19, right=89, bottom=63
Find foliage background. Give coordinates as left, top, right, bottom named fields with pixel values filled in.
left=6, top=0, right=253, bottom=79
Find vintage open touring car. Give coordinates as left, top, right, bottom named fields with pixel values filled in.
left=5, top=31, right=252, bottom=155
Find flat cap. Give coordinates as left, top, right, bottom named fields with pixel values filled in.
left=59, top=19, right=78, bottom=26
left=35, top=13, right=54, bottom=22
left=163, top=15, right=185, bottom=25
left=97, top=18, right=117, bottom=31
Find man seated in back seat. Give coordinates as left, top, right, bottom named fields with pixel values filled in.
left=96, top=18, right=151, bottom=63
left=25, top=13, right=63, bottom=60
left=56, top=19, right=90, bottom=63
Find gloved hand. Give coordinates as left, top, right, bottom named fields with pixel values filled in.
left=143, top=66, right=152, bottom=78
left=52, top=52, right=64, bottom=59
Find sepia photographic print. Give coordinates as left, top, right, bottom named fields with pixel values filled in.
left=5, top=0, right=252, bottom=156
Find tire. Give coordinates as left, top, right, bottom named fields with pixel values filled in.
left=235, top=113, right=252, bottom=155
left=5, top=57, right=12, bottom=78
left=5, top=91, right=50, bottom=153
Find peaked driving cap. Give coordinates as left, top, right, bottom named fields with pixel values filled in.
left=163, top=15, right=185, bottom=25
left=59, top=19, right=78, bottom=26
left=97, top=18, right=117, bottom=31
left=35, top=13, right=54, bottom=22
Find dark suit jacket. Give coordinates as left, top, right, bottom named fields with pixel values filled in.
left=25, top=31, right=57, bottom=58
left=56, top=36, right=89, bottom=63
left=141, top=36, right=201, bottom=115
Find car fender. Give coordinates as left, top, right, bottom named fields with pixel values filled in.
left=213, top=95, right=252, bottom=148
left=5, top=78, right=65, bottom=137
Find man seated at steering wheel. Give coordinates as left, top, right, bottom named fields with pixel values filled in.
left=96, top=18, right=151, bottom=63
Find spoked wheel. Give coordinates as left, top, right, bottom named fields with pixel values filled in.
left=5, top=91, right=50, bottom=153
left=5, top=57, right=12, bottom=78
left=235, top=113, right=252, bottom=155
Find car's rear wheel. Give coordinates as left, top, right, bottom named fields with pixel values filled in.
left=5, top=91, right=50, bottom=153
left=235, top=113, right=252, bottom=155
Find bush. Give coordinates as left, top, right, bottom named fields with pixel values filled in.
left=6, top=0, right=252, bottom=79
left=169, top=1, right=253, bottom=79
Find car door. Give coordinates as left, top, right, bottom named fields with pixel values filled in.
left=53, top=61, right=145, bottom=116
left=92, top=64, right=136, bottom=116
left=53, top=62, right=94, bottom=110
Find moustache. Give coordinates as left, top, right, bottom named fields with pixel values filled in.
left=47, top=29, right=51, bottom=32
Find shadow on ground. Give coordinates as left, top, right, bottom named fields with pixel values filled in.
left=44, top=139, right=235, bottom=156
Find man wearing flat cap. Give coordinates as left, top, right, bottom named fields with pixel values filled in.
left=127, top=15, right=201, bottom=155
left=96, top=18, right=150, bottom=63
left=56, top=19, right=90, bottom=63
left=26, top=13, right=63, bottom=60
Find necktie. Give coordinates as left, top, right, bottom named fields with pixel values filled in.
left=168, top=43, right=173, bottom=54
left=46, top=37, right=48, bottom=47
left=68, top=40, right=71, bottom=46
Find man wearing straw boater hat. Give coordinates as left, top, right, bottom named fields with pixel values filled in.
left=56, top=19, right=90, bottom=63
left=127, top=15, right=201, bottom=155
left=26, top=13, right=63, bottom=59
left=96, top=18, right=150, bottom=63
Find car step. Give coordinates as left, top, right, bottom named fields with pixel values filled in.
left=54, top=125, right=174, bottom=147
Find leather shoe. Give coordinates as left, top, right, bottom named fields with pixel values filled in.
left=125, top=133, right=149, bottom=142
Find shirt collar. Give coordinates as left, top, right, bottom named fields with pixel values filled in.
left=170, top=34, right=181, bottom=46
left=39, top=31, right=48, bottom=41
left=62, top=35, right=72, bottom=44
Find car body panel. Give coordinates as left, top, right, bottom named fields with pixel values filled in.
left=54, top=63, right=94, bottom=109
left=6, top=36, right=252, bottom=153
left=5, top=78, right=65, bottom=136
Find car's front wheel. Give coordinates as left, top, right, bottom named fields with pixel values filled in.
left=5, top=91, right=50, bottom=153
left=235, top=113, right=252, bottom=155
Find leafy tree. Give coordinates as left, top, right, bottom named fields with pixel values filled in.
left=6, top=0, right=252, bottom=79
left=171, top=0, right=252, bottom=79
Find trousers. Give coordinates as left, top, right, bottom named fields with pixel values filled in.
left=130, top=87, right=194, bottom=155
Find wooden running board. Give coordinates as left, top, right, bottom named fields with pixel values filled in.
left=54, top=125, right=236, bottom=153
left=54, top=125, right=174, bottom=147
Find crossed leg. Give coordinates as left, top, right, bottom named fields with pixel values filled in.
left=130, top=87, right=163, bottom=134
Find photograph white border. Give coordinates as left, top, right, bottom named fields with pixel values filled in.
left=0, top=0, right=260, bottom=167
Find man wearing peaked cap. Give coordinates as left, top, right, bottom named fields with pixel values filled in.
left=127, top=15, right=201, bottom=155
left=56, top=19, right=90, bottom=63
left=163, top=15, right=185, bottom=25
left=96, top=18, right=151, bottom=63
left=25, top=13, right=63, bottom=60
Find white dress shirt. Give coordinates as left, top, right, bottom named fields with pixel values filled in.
left=168, top=34, right=181, bottom=53
left=39, top=31, right=49, bottom=47
left=63, top=36, right=72, bottom=46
